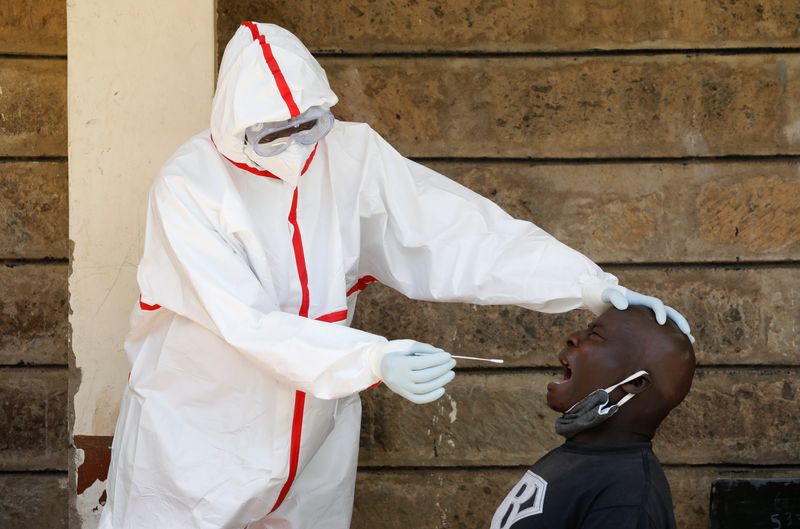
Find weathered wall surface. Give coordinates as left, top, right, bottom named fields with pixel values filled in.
left=216, top=3, right=800, bottom=529
left=0, top=1, right=69, bottom=528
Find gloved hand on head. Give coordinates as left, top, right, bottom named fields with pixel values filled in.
left=581, top=278, right=694, bottom=343
left=371, top=341, right=456, bottom=404
left=601, top=287, right=695, bottom=344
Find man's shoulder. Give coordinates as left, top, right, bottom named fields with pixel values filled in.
left=577, top=447, right=675, bottom=529
left=162, top=130, right=219, bottom=173
left=322, top=120, right=409, bottom=192
left=329, top=119, right=373, bottom=134
left=153, top=130, right=232, bottom=198
left=325, top=120, right=382, bottom=153
left=536, top=444, right=664, bottom=511
left=492, top=445, right=674, bottom=529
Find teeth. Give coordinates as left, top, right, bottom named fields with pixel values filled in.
left=553, top=357, right=572, bottom=385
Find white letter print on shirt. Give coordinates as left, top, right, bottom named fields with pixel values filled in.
left=491, top=471, right=548, bottom=529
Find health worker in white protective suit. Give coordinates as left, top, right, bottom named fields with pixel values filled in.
left=99, top=21, right=693, bottom=529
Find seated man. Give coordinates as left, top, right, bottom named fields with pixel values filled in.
left=491, top=306, right=695, bottom=529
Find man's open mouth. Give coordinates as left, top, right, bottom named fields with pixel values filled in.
left=555, top=358, right=572, bottom=384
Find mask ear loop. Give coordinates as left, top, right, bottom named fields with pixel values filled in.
left=598, top=370, right=649, bottom=415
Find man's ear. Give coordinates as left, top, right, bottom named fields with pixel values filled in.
left=621, top=372, right=652, bottom=394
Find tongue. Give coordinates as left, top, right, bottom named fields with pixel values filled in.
left=555, top=371, right=571, bottom=385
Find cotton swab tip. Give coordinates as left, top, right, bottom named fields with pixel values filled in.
left=451, top=355, right=504, bottom=364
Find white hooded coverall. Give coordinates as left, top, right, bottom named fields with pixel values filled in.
left=99, top=22, right=619, bottom=529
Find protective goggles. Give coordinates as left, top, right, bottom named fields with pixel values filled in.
left=245, top=106, right=334, bottom=157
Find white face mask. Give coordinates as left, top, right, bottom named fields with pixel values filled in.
left=244, top=141, right=315, bottom=182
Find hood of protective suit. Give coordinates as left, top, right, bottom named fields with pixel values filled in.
left=211, top=22, right=338, bottom=172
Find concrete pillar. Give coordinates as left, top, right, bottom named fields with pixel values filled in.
left=67, top=1, right=216, bottom=525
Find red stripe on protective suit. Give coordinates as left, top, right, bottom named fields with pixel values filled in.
left=139, top=295, right=160, bottom=311
left=269, top=145, right=318, bottom=514
left=288, top=188, right=310, bottom=319
left=225, top=157, right=279, bottom=179
left=210, top=134, right=281, bottom=180
left=315, top=310, right=348, bottom=323
left=270, top=390, right=306, bottom=514
left=301, top=144, right=318, bottom=175
left=346, top=275, right=378, bottom=296
left=242, top=20, right=260, bottom=40
left=242, top=22, right=300, bottom=117
left=223, top=153, right=281, bottom=179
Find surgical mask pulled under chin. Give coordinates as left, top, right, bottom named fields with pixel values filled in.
left=554, top=370, right=649, bottom=439
left=244, top=141, right=315, bottom=181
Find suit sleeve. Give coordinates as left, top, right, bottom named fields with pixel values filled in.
left=356, top=128, right=618, bottom=314
left=136, top=174, right=393, bottom=400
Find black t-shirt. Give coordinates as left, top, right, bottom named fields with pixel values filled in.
left=491, top=441, right=676, bottom=529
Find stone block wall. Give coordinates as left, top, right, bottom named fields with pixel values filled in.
left=0, top=1, right=69, bottom=528
left=216, top=3, right=800, bottom=529
left=3, top=2, right=795, bottom=528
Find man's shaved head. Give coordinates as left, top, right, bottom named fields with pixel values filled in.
left=622, top=306, right=696, bottom=418
left=547, top=306, right=696, bottom=442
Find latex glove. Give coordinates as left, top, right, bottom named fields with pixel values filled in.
left=601, top=287, right=695, bottom=344
left=376, top=342, right=456, bottom=404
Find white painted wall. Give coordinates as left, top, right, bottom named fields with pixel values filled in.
left=68, top=2, right=215, bottom=523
